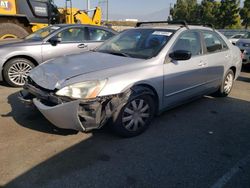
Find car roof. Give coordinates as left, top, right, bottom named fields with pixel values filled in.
left=52, top=24, right=118, bottom=33
left=135, top=24, right=214, bottom=31
left=137, top=25, right=181, bottom=30
left=54, top=24, right=103, bottom=28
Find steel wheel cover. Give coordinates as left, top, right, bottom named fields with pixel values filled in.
left=122, top=98, right=151, bottom=132
left=224, top=73, right=234, bottom=94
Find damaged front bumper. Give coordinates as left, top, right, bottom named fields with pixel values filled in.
left=33, top=99, right=85, bottom=131
left=19, top=82, right=128, bottom=132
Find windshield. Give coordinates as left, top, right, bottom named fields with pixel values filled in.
left=96, top=29, right=174, bottom=59
left=25, top=25, right=61, bottom=40
left=242, top=32, right=250, bottom=39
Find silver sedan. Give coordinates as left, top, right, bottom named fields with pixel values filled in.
left=0, top=24, right=117, bottom=87
left=20, top=23, right=242, bottom=137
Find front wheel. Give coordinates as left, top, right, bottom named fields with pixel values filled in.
left=3, top=58, right=35, bottom=87
left=112, top=95, right=155, bottom=137
left=216, top=69, right=235, bottom=97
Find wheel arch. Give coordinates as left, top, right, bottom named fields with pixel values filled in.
left=229, top=66, right=236, bottom=78
left=3, top=55, right=39, bottom=67
left=2, top=55, right=39, bottom=80
left=130, top=83, right=160, bottom=113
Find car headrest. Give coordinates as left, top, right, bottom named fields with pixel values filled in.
left=174, top=38, right=191, bottom=51
left=149, top=37, right=161, bottom=47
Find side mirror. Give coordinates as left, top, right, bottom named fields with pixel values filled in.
left=169, top=50, right=192, bottom=61
left=48, top=36, right=62, bottom=46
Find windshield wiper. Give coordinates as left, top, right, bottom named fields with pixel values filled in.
left=102, top=50, right=131, bottom=57
left=110, top=51, right=131, bottom=57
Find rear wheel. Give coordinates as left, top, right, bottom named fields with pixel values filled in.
left=216, top=69, right=235, bottom=97
left=112, top=94, right=155, bottom=137
left=3, top=58, right=35, bottom=87
left=0, top=23, right=29, bottom=39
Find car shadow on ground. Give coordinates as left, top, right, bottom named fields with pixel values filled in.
left=0, top=81, right=8, bottom=87
left=237, top=76, right=250, bottom=83
left=241, top=65, right=250, bottom=73
left=238, top=65, right=250, bottom=82
left=2, top=91, right=79, bottom=136
left=4, top=95, right=250, bottom=188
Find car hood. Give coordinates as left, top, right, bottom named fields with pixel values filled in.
left=29, top=51, right=144, bottom=90
left=0, top=38, right=42, bottom=47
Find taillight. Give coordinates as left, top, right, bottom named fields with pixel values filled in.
left=241, top=50, right=246, bottom=59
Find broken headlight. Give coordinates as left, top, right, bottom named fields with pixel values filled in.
left=56, top=80, right=107, bottom=99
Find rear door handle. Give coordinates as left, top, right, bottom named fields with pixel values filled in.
left=78, top=44, right=88, bottom=48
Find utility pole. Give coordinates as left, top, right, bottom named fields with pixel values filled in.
left=168, top=3, right=172, bottom=21
left=86, top=0, right=90, bottom=16
left=98, top=0, right=109, bottom=22
left=86, top=0, right=90, bottom=11
left=106, top=0, right=109, bottom=22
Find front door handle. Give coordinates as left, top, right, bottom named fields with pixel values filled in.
left=198, top=61, right=207, bottom=67
left=78, top=44, right=88, bottom=48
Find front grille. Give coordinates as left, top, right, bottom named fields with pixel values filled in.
left=25, top=77, right=62, bottom=106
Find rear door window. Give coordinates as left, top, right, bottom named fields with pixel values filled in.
left=87, top=28, right=115, bottom=41
left=202, top=31, right=228, bottom=53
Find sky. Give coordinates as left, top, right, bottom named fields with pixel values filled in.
left=54, top=0, right=176, bottom=21
left=54, top=0, right=245, bottom=21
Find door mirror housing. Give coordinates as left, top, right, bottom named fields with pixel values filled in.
left=48, top=36, right=62, bottom=46
left=169, top=50, right=192, bottom=61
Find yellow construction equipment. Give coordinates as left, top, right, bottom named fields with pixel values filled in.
left=0, top=0, right=102, bottom=39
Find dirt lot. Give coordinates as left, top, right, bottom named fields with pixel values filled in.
left=0, top=67, right=250, bottom=188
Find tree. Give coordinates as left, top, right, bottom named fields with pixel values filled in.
left=200, top=0, right=220, bottom=27
left=170, top=0, right=188, bottom=21
left=170, top=0, right=242, bottom=28
left=240, top=0, right=250, bottom=29
left=217, top=0, right=241, bottom=29
left=170, top=0, right=199, bottom=23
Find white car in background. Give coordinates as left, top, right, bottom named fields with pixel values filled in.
left=236, top=32, right=250, bottom=65
left=228, top=34, right=244, bottom=45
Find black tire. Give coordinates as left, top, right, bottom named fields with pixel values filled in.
left=112, top=94, right=155, bottom=137
left=3, top=58, right=35, bottom=87
left=0, top=23, right=29, bottom=39
left=216, top=69, right=235, bottom=97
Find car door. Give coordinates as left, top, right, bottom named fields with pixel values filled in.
left=85, top=27, right=116, bottom=50
left=41, top=27, right=90, bottom=62
left=201, top=31, right=228, bottom=89
left=163, top=30, right=208, bottom=107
